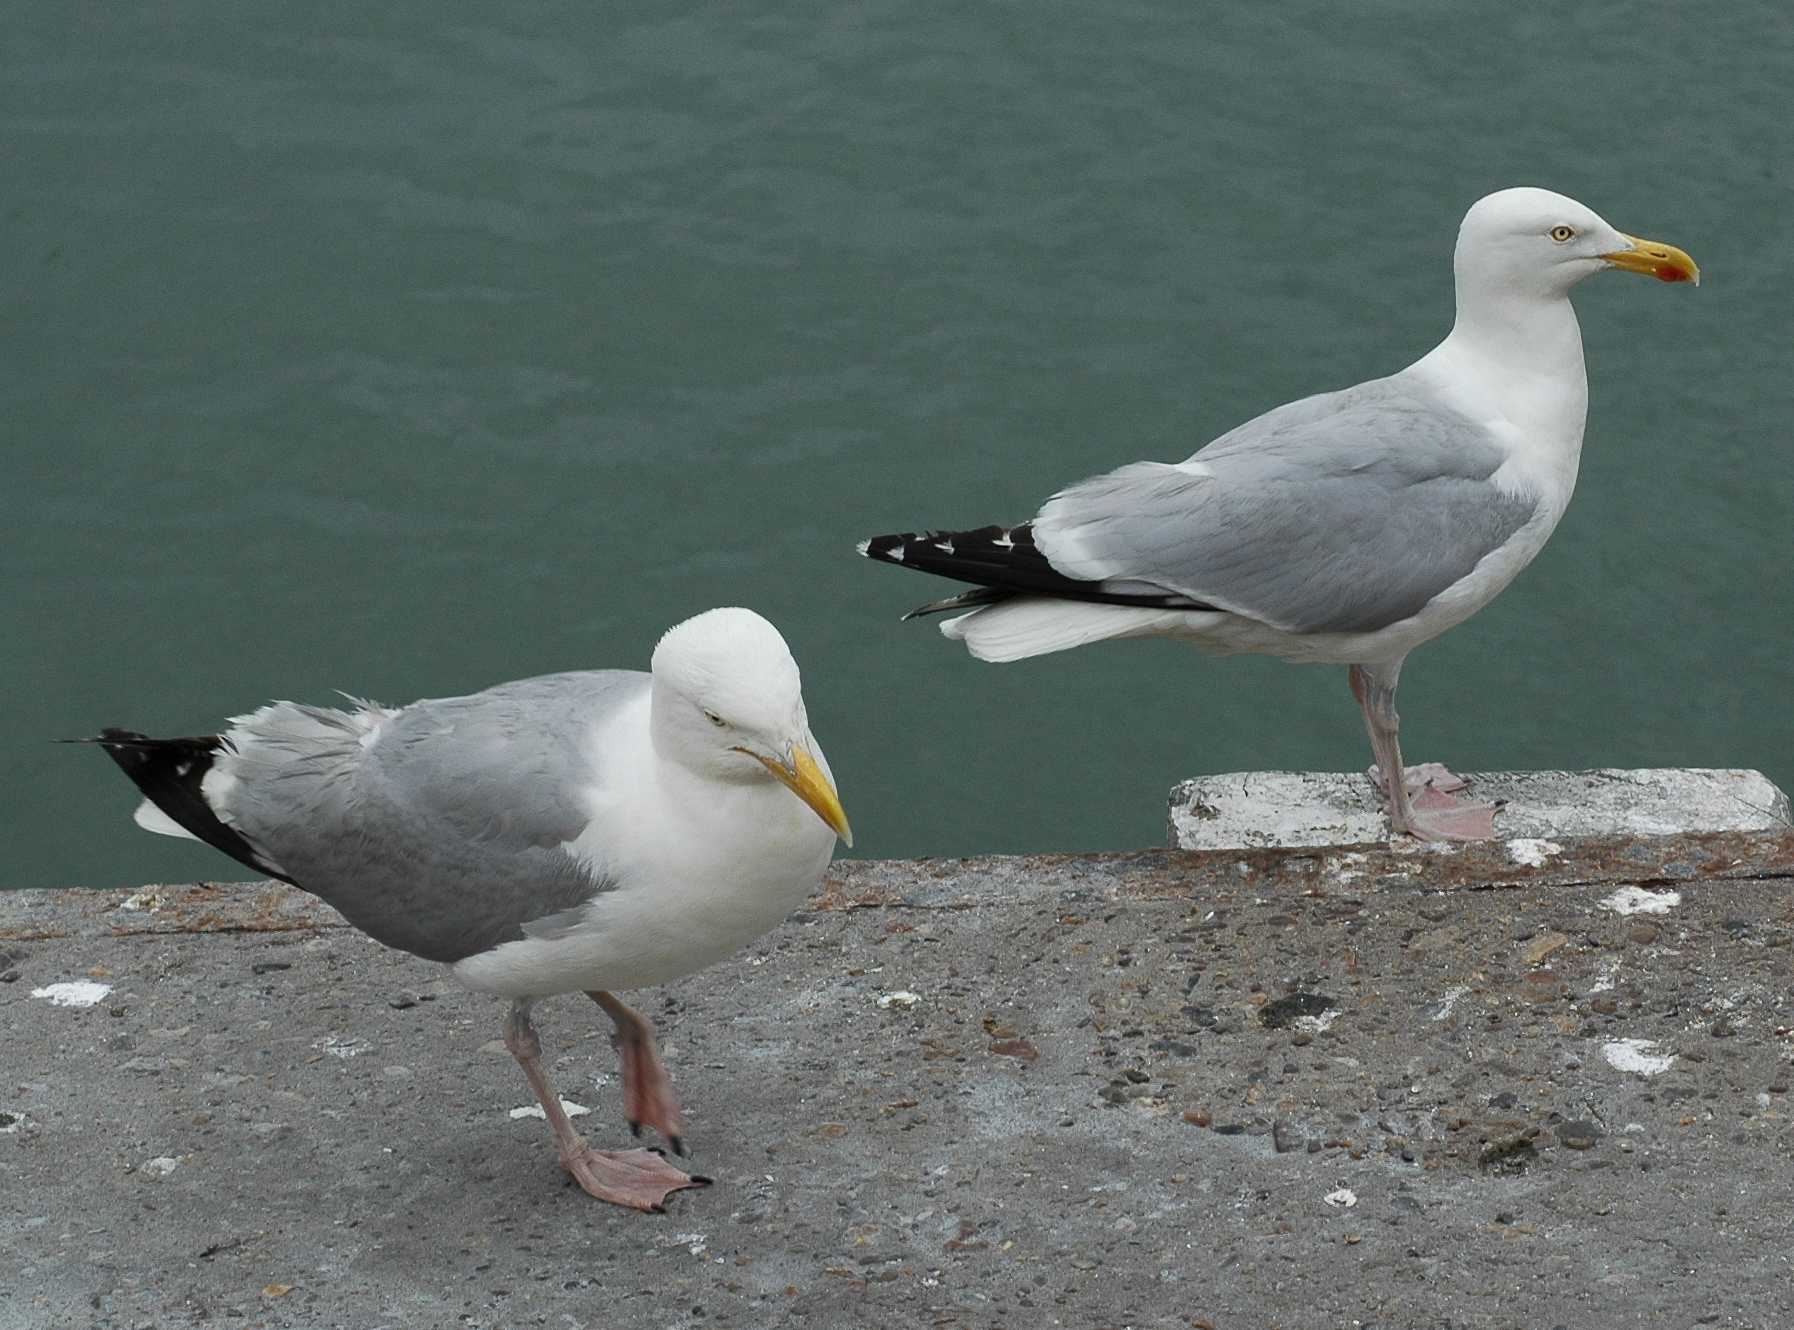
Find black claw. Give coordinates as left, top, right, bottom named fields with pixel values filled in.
left=646, top=1145, right=666, bottom=1158
left=669, top=1134, right=686, bottom=1157
left=629, top=1119, right=643, bottom=1138
left=690, top=1174, right=714, bottom=1187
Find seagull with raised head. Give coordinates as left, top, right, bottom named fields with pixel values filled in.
left=80, top=607, right=852, bottom=1211
left=860, top=187, right=1697, bottom=841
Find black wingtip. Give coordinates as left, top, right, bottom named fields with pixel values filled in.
left=863, top=530, right=1021, bottom=618
left=861, top=521, right=1214, bottom=615
left=78, top=728, right=293, bottom=886
left=57, top=729, right=149, bottom=747
left=900, top=587, right=1014, bottom=620
left=858, top=532, right=923, bottom=565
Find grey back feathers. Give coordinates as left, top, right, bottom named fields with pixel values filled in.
left=214, top=671, right=648, bottom=964
left=1035, top=377, right=1540, bottom=634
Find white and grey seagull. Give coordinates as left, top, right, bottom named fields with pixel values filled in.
left=81, top=607, right=852, bottom=1211
left=861, top=187, right=1697, bottom=841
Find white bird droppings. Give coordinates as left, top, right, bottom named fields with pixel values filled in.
left=118, top=888, right=167, bottom=912
left=316, top=1036, right=373, bottom=1059
left=31, top=981, right=112, bottom=1008
left=1602, top=886, right=1681, bottom=916
left=1602, top=1038, right=1675, bottom=1077
left=1433, top=985, right=1472, bottom=1021
left=1324, top=1188, right=1358, bottom=1208
left=509, top=1099, right=591, bottom=1120
left=877, top=991, right=921, bottom=1010
left=1506, top=838, right=1563, bottom=867
left=142, top=1156, right=181, bottom=1178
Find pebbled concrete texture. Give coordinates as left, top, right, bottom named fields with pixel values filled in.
left=5, top=814, right=1794, bottom=1328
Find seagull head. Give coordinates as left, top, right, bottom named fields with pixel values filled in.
left=650, top=607, right=853, bottom=847
left=1455, top=187, right=1699, bottom=302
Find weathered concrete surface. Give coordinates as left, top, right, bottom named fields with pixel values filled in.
left=6, top=839, right=1794, bottom=1330
left=1169, top=768, right=1792, bottom=850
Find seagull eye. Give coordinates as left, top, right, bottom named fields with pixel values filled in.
left=1549, top=225, right=1576, bottom=243
left=703, top=710, right=727, bottom=728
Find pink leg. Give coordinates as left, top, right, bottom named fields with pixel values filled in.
left=503, top=1001, right=707, bottom=1211
left=588, top=991, right=686, bottom=1154
left=1348, top=663, right=1499, bottom=842
left=1381, top=761, right=1468, bottom=797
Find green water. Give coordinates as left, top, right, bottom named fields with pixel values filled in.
left=7, top=2, right=1791, bottom=889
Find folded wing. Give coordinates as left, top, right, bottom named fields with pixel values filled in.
left=1033, top=379, right=1541, bottom=635
left=141, top=672, right=648, bottom=964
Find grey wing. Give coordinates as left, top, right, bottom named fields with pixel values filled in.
left=222, top=670, right=650, bottom=963
left=1032, top=379, right=1542, bottom=634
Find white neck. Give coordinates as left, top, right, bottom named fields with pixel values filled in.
left=1428, top=278, right=1589, bottom=441
left=1400, top=280, right=1591, bottom=518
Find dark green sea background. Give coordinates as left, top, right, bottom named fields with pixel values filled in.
left=7, top=2, right=1791, bottom=888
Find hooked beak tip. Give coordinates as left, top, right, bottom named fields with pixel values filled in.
left=749, top=744, right=853, bottom=847
left=1603, top=233, right=1700, bottom=285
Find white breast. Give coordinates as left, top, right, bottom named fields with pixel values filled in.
left=451, top=695, right=835, bottom=999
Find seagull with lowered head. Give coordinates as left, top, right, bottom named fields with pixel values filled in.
left=861, top=187, right=1698, bottom=841
left=81, top=607, right=852, bottom=1211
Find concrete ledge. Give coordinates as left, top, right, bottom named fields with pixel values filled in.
left=6, top=826, right=1794, bottom=1327
left=1169, top=767, right=1792, bottom=849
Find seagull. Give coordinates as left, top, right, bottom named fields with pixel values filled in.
left=860, top=187, right=1697, bottom=841
left=79, top=607, right=852, bottom=1211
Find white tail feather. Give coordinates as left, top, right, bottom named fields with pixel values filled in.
left=133, top=798, right=196, bottom=840
left=940, top=601, right=1190, bottom=662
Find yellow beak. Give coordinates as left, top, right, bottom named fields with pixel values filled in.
left=746, top=744, right=854, bottom=847
left=1601, top=234, right=1700, bottom=285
